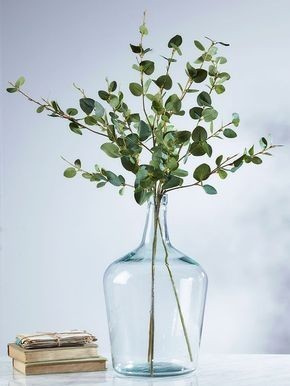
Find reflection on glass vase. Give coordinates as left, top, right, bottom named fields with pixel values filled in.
left=104, top=194, right=207, bottom=377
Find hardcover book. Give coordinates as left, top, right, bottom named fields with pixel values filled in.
left=8, top=343, right=98, bottom=363
left=12, top=356, right=107, bottom=375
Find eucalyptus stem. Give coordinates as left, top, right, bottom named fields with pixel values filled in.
left=8, top=83, right=108, bottom=138
left=157, top=216, right=193, bottom=361
left=147, top=190, right=161, bottom=375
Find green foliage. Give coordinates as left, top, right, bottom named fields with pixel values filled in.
left=129, top=83, right=143, bottom=96
left=6, top=16, right=278, bottom=205
left=197, top=91, right=211, bottom=107
left=64, top=167, right=77, bottom=178
left=194, top=40, right=205, bottom=51
left=66, top=108, right=78, bottom=116
left=139, top=120, right=151, bottom=140
left=224, top=128, right=237, bottom=138
left=69, top=122, right=82, bottom=135
left=203, top=184, right=217, bottom=194
left=193, top=164, right=211, bottom=181
left=154, top=75, right=172, bottom=90
left=80, top=98, right=95, bottom=115
left=232, top=112, right=240, bottom=127
left=101, top=143, right=121, bottom=158
left=140, top=60, right=155, bottom=75
left=168, top=35, right=182, bottom=48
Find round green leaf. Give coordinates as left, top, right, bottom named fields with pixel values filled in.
left=15, top=76, right=25, bottom=88
left=216, top=155, right=223, bottom=166
left=203, top=184, right=217, bottom=194
left=165, top=94, right=181, bottom=113
left=74, top=159, right=81, bottom=168
left=80, top=98, right=95, bottom=115
left=194, top=40, right=205, bottom=51
left=64, top=167, right=77, bottom=178
left=130, top=44, right=142, bottom=53
left=139, top=23, right=148, bottom=35
left=192, top=126, right=207, bottom=141
left=215, top=85, right=225, bottom=94
left=217, top=56, right=227, bottom=64
left=259, top=137, right=268, bottom=149
left=197, top=91, right=212, bottom=107
left=98, top=90, right=110, bottom=100
left=85, top=115, right=98, bottom=125
left=97, top=181, right=107, bottom=188
left=154, top=75, right=172, bottom=90
left=140, top=60, right=155, bottom=75
left=203, top=108, right=218, bottom=122
left=218, top=170, right=228, bottom=179
left=252, top=156, right=263, bottom=165
left=94, top=101, right=105, bottom=118
left=218, top=72, right=231, bottom=82
left=168, top=35, right=182, bottom=48
left=121, top=156, right=138, bottom=173
left=189, top=142, right=206, bottom=156
left=202, top=142, right=212, bottom=157
left=172, top=169, right=188, bottom=177
left=186, top=63, right=197, bottom=79
left=66, top=108, right=78, bottom=116
left=193, top=69, right=207, bottom=83
left=36, top=105, right=45, bottom=113
left=138, top=120, right=151, bottom=141
left=175, top=130, right=191, bottom=144
left=69, top=122, right=82, bottom=135
left=104, top=170, right=123, bottom=186
left=101, top=143, right=121, bottom=158
left=232, top=112, right=240, bottom=127
left=108, top=95, right=119, bottom=108
left=134, top=189, right=151, bottom=205
left=193, top=163, right=211, bottom=181
left=109, top=81, right=117, bottom=92
left=129, top=83, right=143, bottom=96
left=163, top=176, right=183, bottom=190
left=6, top=87, right=18, bottom=93
left=189, top=107, right=203, bottom=119
left=224, top=128, right=237, bottom=138
left=82, top=172, right=92, bottom=179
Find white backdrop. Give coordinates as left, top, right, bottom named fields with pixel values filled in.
left=1, top=0, right=290, bottom=356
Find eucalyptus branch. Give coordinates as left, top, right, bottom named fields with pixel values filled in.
left=166, top=144, right=274, bottom=194
left=152, top=48, right=176, bottom=131
left=147, top=185, right=161, bottom=375
left=157, top=216, right=193, bottom=361
left=9, top=83, right=108, bottom=138
left=207, top=121, right=232, bottom=140
left=179, top=41, right=215, bottom=103
left=178, top=73, right=219, bottom=163
left=61, top=156, right=134, bottom=189
left=127, top=122, right=153, bottom=154
left=165, top=153, right=239, bottom=193
left=138, top=12, right=154, bottom=141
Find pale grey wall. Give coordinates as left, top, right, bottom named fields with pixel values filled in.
left=0, top=0, right=290, bottom=355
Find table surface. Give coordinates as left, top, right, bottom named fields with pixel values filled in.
left=1, top=355, right=290, bottom=386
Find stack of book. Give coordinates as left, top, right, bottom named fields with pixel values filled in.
left=8, top=342, right=107, bottom=375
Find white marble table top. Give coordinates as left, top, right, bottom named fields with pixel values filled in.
left=1, top=355, right=290, bottom=386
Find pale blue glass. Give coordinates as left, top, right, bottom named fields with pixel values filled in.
left=104, top=196, right=207, bottom=377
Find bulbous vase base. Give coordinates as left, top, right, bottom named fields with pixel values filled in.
left=115, top=361, right=195, bottom=377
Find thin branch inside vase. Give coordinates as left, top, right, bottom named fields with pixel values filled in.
left=147, top=190, right=161, bottom=375
left=157, top=213, right=193, bottom=361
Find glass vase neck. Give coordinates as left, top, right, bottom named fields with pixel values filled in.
left=141, top=194, right=171, bottom=247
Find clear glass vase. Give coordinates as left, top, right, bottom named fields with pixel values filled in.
left=103, top=195, right=207, bottom=377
